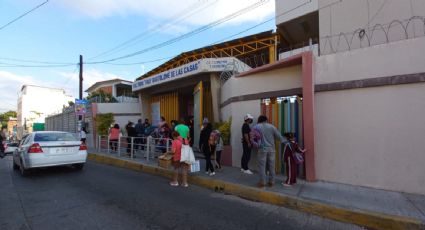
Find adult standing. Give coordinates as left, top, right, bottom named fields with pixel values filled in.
left=175, top=121, right=190, bottom=140
left=109, top=124, right=121, bottom=152
left=188, top=116, right=194, bottom=146
left=135, top=119, right=144, bottom=151
left=241, top=114, right=254, bottom=174
left=0, top=128, right=5, bottom=158
left=199, top=118, right=212, bottom=153
left=125, top=121, right=137, bottom=156
left=79, top=127, right=87, bottom=144
left=169, top=131, right=189, bottom=187
left=255, top=115, right=287, bottom=188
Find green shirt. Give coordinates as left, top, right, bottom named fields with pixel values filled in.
left=175, top=124, right=190, bottom=139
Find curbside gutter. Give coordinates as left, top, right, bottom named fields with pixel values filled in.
left=88, top=153, right=425, bottom=230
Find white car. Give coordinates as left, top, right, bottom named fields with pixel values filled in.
left=13, top=131, right=87, bottom=176
left=5, top=142, right=19, bottom=155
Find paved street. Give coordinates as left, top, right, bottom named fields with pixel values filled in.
left=0, top=156, right=363, bottom=230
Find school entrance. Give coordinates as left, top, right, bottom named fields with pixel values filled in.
left=148, top=81, right=214, bottom=150
left=261, top=95, right=305, bottom=179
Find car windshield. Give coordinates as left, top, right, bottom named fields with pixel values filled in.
left=34, top=133, right=78, bottom=142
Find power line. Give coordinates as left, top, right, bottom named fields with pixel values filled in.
left=0, top=57, right=75, bottom=65
left=86, top=0, right=269, bottom=64
left=103, top=0, right=312, bottom=66
left=88, top=0, right=215, bottom=61
left=0, top=62, right=76, bottom=68
left=0, top=0, right=49, bottom=31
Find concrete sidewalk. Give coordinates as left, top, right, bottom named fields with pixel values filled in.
left=88, top=150, right=425, bottom=230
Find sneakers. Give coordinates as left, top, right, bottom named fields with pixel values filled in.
left=170, top=181, right=179, bottom=187
left=244, top=169, right=253, bottom=175
left=209, top=172, right=216, bottom=176
left=181, top=183, right=189, bottom=188
left=282, top=182, right=292, bottom=187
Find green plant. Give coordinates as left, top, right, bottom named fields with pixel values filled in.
left=95, top=113, right=114, bottom=135
left=86, top=90, right=117, bottom=103
left=217, top=117, right=232, bottom=145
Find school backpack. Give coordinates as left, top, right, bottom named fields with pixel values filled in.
left=210, top=130, right=220, bottom=144
left=249, top=125, right=263, bottom=149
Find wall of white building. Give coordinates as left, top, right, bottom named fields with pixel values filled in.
left=314, top=37, right=425, bottom=195
left=96, top=103, right=142, bottom=134
left=17, top=85, right=74, bottom=138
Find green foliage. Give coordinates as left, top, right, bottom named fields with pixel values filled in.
left=0, top=110, right=17, bottom=128
left=217, top=117, right=232, bottom=145
left=95, top=113, right=114, bottom=135
left=68, top=101, right=75, bottom=106
left=86, top=90, right=117, bottom=103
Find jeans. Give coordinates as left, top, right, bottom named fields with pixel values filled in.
left=241, top=143, right=251, bottom=170
left=257, top=151, right=276, bottom=185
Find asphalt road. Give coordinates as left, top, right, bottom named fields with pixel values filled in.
left=0, top=156, right=363, bottom=230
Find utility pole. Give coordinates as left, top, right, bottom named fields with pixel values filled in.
left=79, top=55, right=83, bottom=100
left=78, top=55, right=83, bottom=129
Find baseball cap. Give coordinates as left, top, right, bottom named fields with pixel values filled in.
left=244, top=114, right=254, bottom=121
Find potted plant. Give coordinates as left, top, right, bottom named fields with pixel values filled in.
left=216, top=117, right=232, bottom=166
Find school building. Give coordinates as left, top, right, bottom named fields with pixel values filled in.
left=132, top=0, right=425, bottom=195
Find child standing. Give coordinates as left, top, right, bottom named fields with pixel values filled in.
left=282, top=132, right=306, bottom=187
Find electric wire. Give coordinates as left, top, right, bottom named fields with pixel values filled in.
left=88, top=0, right=215, bottom=61
left=85, top=0, right=269, bottom=64
left=0, top=0, right=49, bottom=31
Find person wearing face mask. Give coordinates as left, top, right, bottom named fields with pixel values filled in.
left=241, top=114, right=254, bottom=174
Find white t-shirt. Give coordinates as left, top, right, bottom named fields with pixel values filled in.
left=80, top=130, right=87, bottom=139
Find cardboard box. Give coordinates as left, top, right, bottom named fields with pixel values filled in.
left=158, top=158, right=172, bottom=169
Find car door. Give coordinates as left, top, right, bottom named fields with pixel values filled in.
left=13, top=135, right=28, bottom=166
left=15, top=135, right=31, bottom=167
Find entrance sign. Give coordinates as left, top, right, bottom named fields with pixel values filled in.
left=132, top=58, right=248, bottom=91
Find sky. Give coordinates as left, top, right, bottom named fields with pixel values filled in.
left=0, top=0, right=276, bottom=112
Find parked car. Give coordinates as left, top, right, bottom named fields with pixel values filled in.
left=12, top=131, right=87, bottom=176
left=5, top=142, right=19, bottom=155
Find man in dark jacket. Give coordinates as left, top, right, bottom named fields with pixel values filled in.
left=125, top=122, right=137, bottom=156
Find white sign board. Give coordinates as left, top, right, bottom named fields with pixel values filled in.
left=151, top=102, right=161, bottom=127
left=132, top=58, right=239, bottom=91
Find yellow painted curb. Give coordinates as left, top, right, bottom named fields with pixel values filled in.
left=88, top=153, right=425, bottom=230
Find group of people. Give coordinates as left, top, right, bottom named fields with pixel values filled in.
left=107, top=113, right=305, bottom=188
left=240, top=114, right=306, bottom=188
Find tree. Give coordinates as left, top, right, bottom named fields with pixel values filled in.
left=95, top=113, right=114, bottom=135
left=0, top=110, right=17, bottom=128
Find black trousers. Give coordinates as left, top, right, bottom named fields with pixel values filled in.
left=241, top=143, right=251, bottom=170
left=205, top=152, right=215, bottom=173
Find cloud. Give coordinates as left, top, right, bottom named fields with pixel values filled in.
left=56, top=0, right=275, bottom=26
left=0, top=71, right=36, bottom=111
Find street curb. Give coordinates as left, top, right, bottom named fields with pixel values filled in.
left=88, top=153, right=425, bottom=230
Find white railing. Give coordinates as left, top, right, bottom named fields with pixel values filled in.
left=97, top=135, right=172, bottom=162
